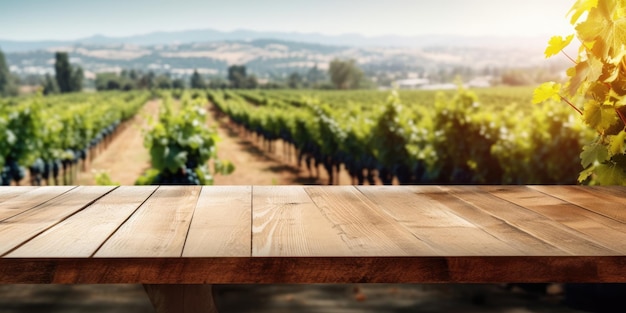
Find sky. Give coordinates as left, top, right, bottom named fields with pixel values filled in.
left=0, top=0, right=576, bottom=41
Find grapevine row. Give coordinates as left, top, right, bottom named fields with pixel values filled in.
left=0, top=91, right=149, bottom=186
left=208, top=88, right=593, bottom=185
left=136, top=91, right=233, bottom=185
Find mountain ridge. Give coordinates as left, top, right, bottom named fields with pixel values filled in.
left=0, top=28, right=549, bottom=52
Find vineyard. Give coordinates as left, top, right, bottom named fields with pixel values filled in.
left=0, top=86, right=611, bottom=187
left=209, top=86, right=595, bottom=185
left=0, top=91, right=149, bottom=186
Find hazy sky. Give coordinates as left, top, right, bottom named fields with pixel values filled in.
left=0, top=0, right=576, bottom=41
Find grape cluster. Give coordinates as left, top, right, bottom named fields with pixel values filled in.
left=153, top=168, right=200, bottom=185
left=0, top=160, right=25, bottom=186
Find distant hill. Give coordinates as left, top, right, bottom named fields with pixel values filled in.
left=0, top=28, right=549, bottom=52
left=1, top=29, right=564, bottom=85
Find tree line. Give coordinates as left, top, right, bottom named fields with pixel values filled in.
left=0, top=47, right=374, bottom=95
left=93, top=59, right=364, bottom=91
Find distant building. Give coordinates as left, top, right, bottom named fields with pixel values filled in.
left=394, top=78, right=430, bottom=89
left=467, top=76, right=492, bottom=88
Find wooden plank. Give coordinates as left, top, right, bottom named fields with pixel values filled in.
left=1, top=256, right=625, bottom=283
left=183, top=186, right=251, bottom=257
left=357, top=186, right=524, bottom=256
left=443, top=186, right=619, bottom=255
left=0, top=186, right=37, bottom=202
left=7, top=186, right=157, bottom=258
left=0, top=186, right=114, bottom=256
left=95, top=186, right=201, bottom=257
left=530, top=185, right=626, bottom=223
left=252, top=186, right=351, bottom=257
left=304, top=186, right=437, bottom=256
left=589, top=186, right=626, bottom=198
left=0, top=186, right=74, bottom=221
left=406, top=186, right=570, bottom=256
left=487, top=186, right=626, bottom=254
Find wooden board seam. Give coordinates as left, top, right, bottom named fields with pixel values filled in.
left=440, top=187, right=572, bottom=255
left=89, top=186, right=160, bottom=258
left=250, top=185, right=254, bottom=258
left=179, top=186, right=203, bottom=258
left=0, top=186, right=118, bottom=258
left=529, top=186, right=626, bottom=224
left=353, top=186, right=445, bottom=253
left=0, top=186, right=78, bottom=223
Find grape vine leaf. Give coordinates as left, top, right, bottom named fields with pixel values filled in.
left=568, top=0, right=599, bottom=24
left=566, top=61, right=589, bottom=96
left=583, top=100, right=618, bottom=132
left=532, top=82, right=561, bottom=104
left=576, top=2, right=626, bottom=59
left=578, top=165, right=596, bottom=182
left=609, top=130, right=626, bottom=155
left=581, top=141, right=609, bottom=167
left=595, top=162, right=626, bottom=184
left=545, top=35, right=574, bottom=58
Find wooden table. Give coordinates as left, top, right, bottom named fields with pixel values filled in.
left=1, top=185, right=625, bottom=312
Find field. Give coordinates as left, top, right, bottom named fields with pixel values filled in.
left=0, top=86, right=594, bottom=187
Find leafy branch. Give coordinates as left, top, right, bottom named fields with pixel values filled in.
left=534, top=0, right=626, bottom=185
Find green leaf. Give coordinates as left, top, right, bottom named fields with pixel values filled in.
left=586, top=81, right=610, bottom=102
left=544, top=35, right=574, bottom=58
left=578, top=165, right=596, bottom=182
left=583, top=100, right=618, bottom=132
left=608, top=130, right=626, bottom=155
left=532, top=82, right=561, bottom=104
left=595, top=162, right=626, bottom=185
left=580, top=141, right=609, bottom=168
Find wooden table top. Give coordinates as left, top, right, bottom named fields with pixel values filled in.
left=0, top=185, right=625, bottom=283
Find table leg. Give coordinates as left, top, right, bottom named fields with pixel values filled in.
left=143, top=284, right=218, bottom=313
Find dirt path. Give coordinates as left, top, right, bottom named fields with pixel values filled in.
left=208, top=104, right=353, bottom=185
left=75, top=99, right=160, bottom=185
left=74, top=98, right=347, bottom=186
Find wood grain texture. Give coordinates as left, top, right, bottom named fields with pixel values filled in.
left=530, top=185, right=626, bottom=223
left=7, top=186, right=157, bottom=258
left=1, top=257, right=625, bottom=283
left=0, top=186, right=37, bottom=203
left=0, top=186, right=625, bottom=285
left=0, top=186, right=114, bottom=256
left=183, top=186, right=251, bottom=257
left=0, top=186, right=74, bottom=221
left=443, top=186, right=619, bottom=255
left=95, top=186, right=201, bottom=257
left=304, top=186, right=437, bottom=256
left=487, top=186, right=626, bottom=254
left=406, top=186, right=571, bottom=256
left=357, top=186, right=524, bottom=256
left=252, top=186, right=351, bottom=256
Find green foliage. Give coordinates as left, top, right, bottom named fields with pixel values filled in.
left=140, top=92, right=231, bottom=185
left=54, top=52, right=72, bottom=93
left=0, top=49, right=16, bottom=97
left=210, top=87, right=589, bottom=185
left=328, top=59, right=364, bottom=90
left=0, top=91, right=149, bottom=184
left=54, top=52, right=83, bottom=93
left=93, top=170, right=120, bottom=186
left=42, top=74, right=59, bottom=95
left=536, top=0, right=626, bottom=185
left=228, top=65, right=258, bottom=89
left=190, top=69, right=206, bottom=89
